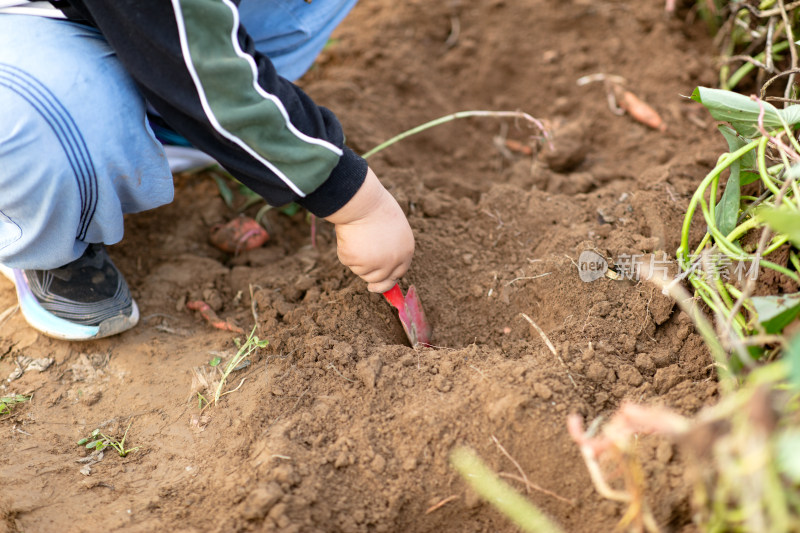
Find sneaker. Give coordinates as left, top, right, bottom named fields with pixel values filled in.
left=0, top=244, right=139, bottom=341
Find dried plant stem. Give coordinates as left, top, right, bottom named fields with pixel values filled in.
left=498, top=473, right=574, bottom=505
left=450, top=447, right=565, bottom=533
left=778, top=0, right=799, bottom=103
left=492, top=435, right=532, bottom=494
left=520, top=313, right=578, bottom=389
left=425, top=495, right=458, bottom=515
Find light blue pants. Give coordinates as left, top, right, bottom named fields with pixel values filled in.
left=0, top=0, right=357, bottom=270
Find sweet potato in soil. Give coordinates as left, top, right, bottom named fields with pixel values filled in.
left=209, top=216, right=269, bottom=255
left=1, top=2, right=727, bottom=532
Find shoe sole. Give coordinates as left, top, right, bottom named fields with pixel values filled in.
left=0, top=265, right=139, bottom=341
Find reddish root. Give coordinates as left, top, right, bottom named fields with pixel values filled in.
left=186, top=300, right=245, bottom=334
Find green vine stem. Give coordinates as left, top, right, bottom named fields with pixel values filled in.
left=678, top=140, right=759, bottom=263
left=361, top=110, right=549, bottom=160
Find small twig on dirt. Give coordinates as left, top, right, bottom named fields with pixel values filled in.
left=765, top=96, right=800, bottom=104
left=218, top=377, right=247, bottom=399
left=779, top=0, right=799, bottom=103
left=469, top=364, right=488, bottom=381
left=576, top=73, right=627, bottom=86
left=760, top=68, right=800, bottom=99
left=445, top=15, right=460, bottom=49
left=327, top=363, right=356, bottom=383
left=578, top=74, right=665, bottom=130
left=498, top=473, right=574, bottom=505
left=766, top=16, right=777, bottom=73
left=425, top=495, right=459, bottom=514
left=480, top=209, right=504, bottom=229
left=0, top=304, right=18, bottom=330
left=186, top=300, right=245, bottom=334
left=564, top=254, right=580, bottom=270
left=505, top=273, right=551, bottom=286
left=741, top=0, right=800, bottom=18
left=638, top=287, right=656, bottom=337
left=249, top=283, right=261, bottom=323
left=737, top=334, right=788, bottom=346
left=155, top=324, right=184, bottom=335
left=577, top=73, right=627, bottom=116
left=665, top=184, right=681, bottom=206
left=520, top=313, right=577, bottom=389
left=724, top=54, right=771, bottom=71
left=492, top=122, right=515, bottom=160
left=492, top=435, right=532, bottom=494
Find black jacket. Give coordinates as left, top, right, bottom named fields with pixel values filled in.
left=47, top=0, right=367, bottom=217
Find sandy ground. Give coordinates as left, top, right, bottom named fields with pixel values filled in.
left=1, top=1, right=730, bottom=531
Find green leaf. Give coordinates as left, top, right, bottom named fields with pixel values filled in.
left=209, top=356, right=221, bottom=367
left=692, top=87, right=800, bottom=138
left=787, top=334, right=800, bottom=389
left=211, top=175, right=234, bottom=209
left=715, top=126, right=745, bottom=236
left=740, top=171, right=759, bottom=186
left=718, top=125, right=757, bottom=169
left=236, top=184, right=264, bottom=211
left=279, top=203, right=301, bottom=217
left=760, top=208, right=800, bottom=248
left=777, top=429, right=800, bottom=483
left=751, top=292, right=800, bottom=334
left=77, top=438, right=89, bottom=446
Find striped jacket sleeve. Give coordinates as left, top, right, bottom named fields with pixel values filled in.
left=75, top=0, right=367, bottom=217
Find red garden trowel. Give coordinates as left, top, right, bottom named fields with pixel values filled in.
left=383, top=284, right=432, bottom=347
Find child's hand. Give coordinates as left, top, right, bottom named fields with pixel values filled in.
left=325, top=168, right=414, bottom=293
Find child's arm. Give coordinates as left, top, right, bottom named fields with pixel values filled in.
left=325, top=168, right=415, bottom=293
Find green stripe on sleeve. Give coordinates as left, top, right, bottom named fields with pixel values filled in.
left=175, top=0, right=341, bottom=194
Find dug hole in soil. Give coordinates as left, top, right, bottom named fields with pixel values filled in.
left=1, top=2, right=727, bottom=532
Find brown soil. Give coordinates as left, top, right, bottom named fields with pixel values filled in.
left=1, top=2, right=730, bottom=532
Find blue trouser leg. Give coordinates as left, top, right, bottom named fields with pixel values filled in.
left=0, top=15, right=173, bottom=270
left=239, top=0, right=359, bottom=82
left=0, top=1, right=358, bottom=270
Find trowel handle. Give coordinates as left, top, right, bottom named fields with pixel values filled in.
left=383, top=283, right=405, bottom=309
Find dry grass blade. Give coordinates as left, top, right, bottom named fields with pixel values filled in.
left=0, top=304, right=18, bottom=330
left=519, top=313, right=577, bottom=389
left=425, top=495, right=458, bottom=514
left=492, top=434, right=532, bottom=494
left=497, top=473, right=574, bottom=505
